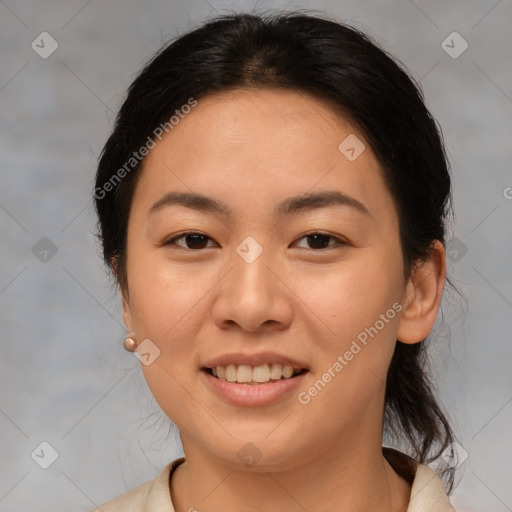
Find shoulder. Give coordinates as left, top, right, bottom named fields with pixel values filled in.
left=92, top=457, right=185, bottom=512
left=408, top=463, right=456, bottom=512
left=92, top=479, right=154, bottom=512
left=383, top=447, right=455, bottom=512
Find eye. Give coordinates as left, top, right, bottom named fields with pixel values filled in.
left=294, top=232, right=347, bottom=250
left=163, top=231, right=347, bottom=251
left=163, top=231, right=217, bottom=250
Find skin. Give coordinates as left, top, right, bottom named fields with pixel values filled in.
left=121, top=88, right=446, bottom=512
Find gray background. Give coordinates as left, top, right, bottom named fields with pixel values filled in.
left=1, top=1, right=511, bottom=510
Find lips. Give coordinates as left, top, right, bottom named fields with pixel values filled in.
left=202, top=351, right=309, bottom=387
left=201, top=365, right=308, bottom=407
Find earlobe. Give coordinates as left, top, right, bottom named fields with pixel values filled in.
left=396, top=240, right=446, bottom=344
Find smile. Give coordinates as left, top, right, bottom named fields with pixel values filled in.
left=204, top=363, right=306, bottom=385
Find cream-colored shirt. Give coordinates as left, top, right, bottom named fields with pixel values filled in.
left=93, top=457, right=455, bottom=511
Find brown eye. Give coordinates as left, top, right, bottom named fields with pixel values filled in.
left=164, top=232, right=215, bottom=250
left=294, top=233, right=346, bottom=250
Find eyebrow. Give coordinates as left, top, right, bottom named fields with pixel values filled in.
left=148, top=190, right=370, bottom=218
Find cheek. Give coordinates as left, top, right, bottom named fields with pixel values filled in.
left=295, top=274, right=401, bottom=429
left=127, top=247, right=210, bottom=337
left=128, top=261, right=207, bottom=419
left=297, top=249, right=403, bottom=348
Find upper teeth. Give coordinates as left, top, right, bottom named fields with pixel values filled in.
left=211, top=363, right=301, bottom=384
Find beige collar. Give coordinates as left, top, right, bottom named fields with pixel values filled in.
left=95, top=456, right=455, bottom=511
left=406, top=463, right=455, bottom=512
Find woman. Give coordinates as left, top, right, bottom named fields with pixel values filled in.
left=93, top=11, right=458, bottom=511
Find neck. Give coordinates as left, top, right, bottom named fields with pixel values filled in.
left=170, top=435, right=411, bottom=512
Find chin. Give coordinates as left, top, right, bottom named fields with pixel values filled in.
left=198, top=435, right=307, bottom=473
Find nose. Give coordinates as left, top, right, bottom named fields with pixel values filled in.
left=211, top=238, right=293, bottom=333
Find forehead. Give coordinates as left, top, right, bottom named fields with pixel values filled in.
left=132, top=88, right=397, bottom=226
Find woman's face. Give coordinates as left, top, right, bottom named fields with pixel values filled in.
left=123, top=88, right=411, bottom=470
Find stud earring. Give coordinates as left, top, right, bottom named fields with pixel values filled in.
left=123, top=335, right=137, bottom=352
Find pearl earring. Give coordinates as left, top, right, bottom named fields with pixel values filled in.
left=123, top=336, right=137, bottom=352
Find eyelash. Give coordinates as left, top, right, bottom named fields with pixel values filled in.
left=162, top=231, right=347, bottom=251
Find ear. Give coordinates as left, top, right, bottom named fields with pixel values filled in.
left=122, top=291, right=134, bottom=333
left=111, top=254, right=134, bottom=332
left=397, top=240, right=446, bottom=344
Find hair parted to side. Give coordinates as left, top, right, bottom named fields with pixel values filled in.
left=94, top=10, right=457, bottom=491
